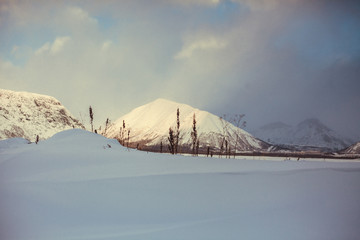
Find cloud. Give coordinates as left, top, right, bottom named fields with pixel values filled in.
left=0, top=58, right=26, bottom=90
left=35, top=43, right=50, bottom=56
left=161, top=0, right=360, bottom=139
left=174, top=37, right=227, bottom=59
left=101, top=40, right=112, bottom=51
left=0, top=0, right=58, bottom=28
left=50, top=36, right=71, bottom=55
left=1, top=4, right=173, bottom=127
left=35, top=36, right=71, bottom=55
left=234, top=0, right=298, bottom=11
left=11, top=45, right=18, bottom=55
left=66, top=6, right=97, bottom=25
left=1, top=0, right=359, bottom=139
left=168, top=0, right=220, bottom=6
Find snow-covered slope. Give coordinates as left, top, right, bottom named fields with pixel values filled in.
left=0, top=89, right=84, bottom=141
left=340, top=142, right=360, bottom=154
left=105, top=98, right=268, bottom=152
left=252, top=118, right=352, bottom=151
left=1, top=129, right=360, bottom=240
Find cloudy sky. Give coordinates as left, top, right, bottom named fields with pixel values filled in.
left=1, top=0, right=359, bottom=139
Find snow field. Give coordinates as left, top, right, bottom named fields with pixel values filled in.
left=1, top=129, right=360, bottom=240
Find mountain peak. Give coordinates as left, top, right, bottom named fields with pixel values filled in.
left=152, top=98, right=176, bottom=104
left=297, top=118, right=331, bottom=132
left=147, top=98, right=196, bottom=112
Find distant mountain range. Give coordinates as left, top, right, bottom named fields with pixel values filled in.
left=105, top=98, right=270, bottom=153
left=0, top=89, right=84, bottom=141
left=1, top=88, right=357, bottom=154
left=251, top=118, right=354, bottom=151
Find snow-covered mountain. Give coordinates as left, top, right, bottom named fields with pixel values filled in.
left=252, top=118, right=353, bottom=151
left=0, top=89, right=84, bottom=141
left=340, top=142, right=360, bottom=155
left=105, top=98, right=269, bottom=152
left=253, top=122, right=293, bottom=144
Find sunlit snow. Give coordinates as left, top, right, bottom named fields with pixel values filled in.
left=0, top=89, right=84, bottom=141
left=106, top=98, right=263, bottom=150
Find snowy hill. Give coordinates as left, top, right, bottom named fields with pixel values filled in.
left=105, top=98, right=269, bottom=152
left=252, top=118, right=353, bottom=151
left=1, top=129, right=360, bottom=240
left=0, top=89, right=84, bottom=141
